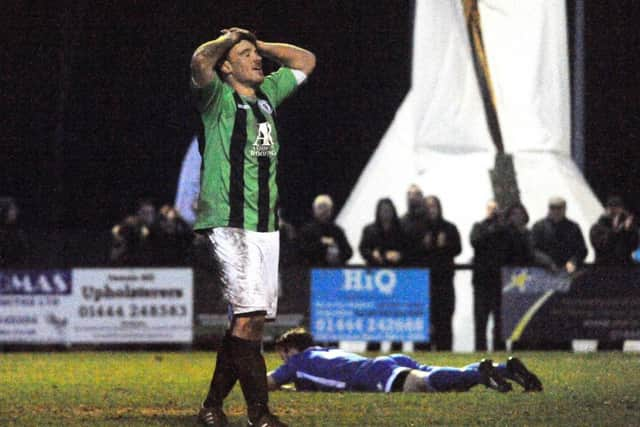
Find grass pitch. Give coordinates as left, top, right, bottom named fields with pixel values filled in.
left=1, top=351, right=638, bottom=426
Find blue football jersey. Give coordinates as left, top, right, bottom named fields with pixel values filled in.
left=270, top=347, right=410, bottom=392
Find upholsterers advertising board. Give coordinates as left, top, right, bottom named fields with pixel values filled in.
left=70, top=268, right=193, bottom=343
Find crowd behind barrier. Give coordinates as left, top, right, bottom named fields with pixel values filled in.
left=1, top=187, right=640, bottom=350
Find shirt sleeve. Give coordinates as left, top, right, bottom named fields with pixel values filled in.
left=190, top=74, right=224, bottom=114
left=270, top=362, right=296, bottom=386
left=259, top=67, right=300, bottom=109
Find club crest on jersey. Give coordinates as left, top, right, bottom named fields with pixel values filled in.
left=251, top=122, right=276, bottom=157
left=258, top=99, right=273, bottom=115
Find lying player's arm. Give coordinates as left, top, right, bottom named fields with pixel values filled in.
left=257, top=41, right=316, bottom=76
left=267, top=372, right=296, bottom=391
left=190, top=28, right=247, bottom=87
left=267, top=372, right=282, bottom=391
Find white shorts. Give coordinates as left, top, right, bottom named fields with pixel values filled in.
left=207, top=227, right=280, bottom=320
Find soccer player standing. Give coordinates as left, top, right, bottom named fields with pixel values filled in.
left=190, top=27, right=315, bottom=427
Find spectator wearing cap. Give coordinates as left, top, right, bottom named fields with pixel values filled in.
left=531, top=197, right=588, bottom=274
left=298, top=195, right=352, bottom=267
left=589, top=196, right=639, bottom=266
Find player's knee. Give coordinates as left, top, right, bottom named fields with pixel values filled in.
left=232, top=315, right=266, bottom=340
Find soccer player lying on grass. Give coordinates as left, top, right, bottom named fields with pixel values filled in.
left=267, top=328, right=542, bottom=393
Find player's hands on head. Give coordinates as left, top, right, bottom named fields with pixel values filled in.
left=221, top=27, right=255, bottom=43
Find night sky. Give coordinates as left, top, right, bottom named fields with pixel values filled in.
left=2, top=1, right=639, bottom=257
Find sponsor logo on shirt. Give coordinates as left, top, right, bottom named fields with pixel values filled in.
left=258, top=99, right=273, bottom=115
left=251, top=122, right=276, bottom=158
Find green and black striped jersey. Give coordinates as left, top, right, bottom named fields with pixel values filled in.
left=192, top=67, right=298, bottom=232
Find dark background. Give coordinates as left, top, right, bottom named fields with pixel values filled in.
left=2, top=1, right=639, bottom=264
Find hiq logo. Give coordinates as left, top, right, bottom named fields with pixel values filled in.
left=341, top=269, right=397, bottom=295
left=0, top=270, right=72, bottom=295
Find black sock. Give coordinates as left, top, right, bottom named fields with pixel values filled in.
left=229, top=335, right=269, bottom=422
left=203, top=331, right=237, bottom=409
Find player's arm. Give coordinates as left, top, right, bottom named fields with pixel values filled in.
left=257, top=41, right=316, bottom=76
left=190, top=29, right=244, bottom=87
left=267, top=372, right=289, bottom=391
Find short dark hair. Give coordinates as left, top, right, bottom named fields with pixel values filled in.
left=216, top=31, right=258, bottom=74
left=275, top=327, right=314, bottom=352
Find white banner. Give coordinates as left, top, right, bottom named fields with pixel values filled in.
left=70, top=268, right=193, bottom=343
left=0, top=270, right=75, bottom=344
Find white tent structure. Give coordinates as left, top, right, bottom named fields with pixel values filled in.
left=336, top=0, right=602, bottom=351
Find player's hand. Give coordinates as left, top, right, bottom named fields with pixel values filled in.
left=221, top=27, right=254, bottom=43
left=437, top=232, right=447, bottom=247
left=372, top=249, right=383, bottom=263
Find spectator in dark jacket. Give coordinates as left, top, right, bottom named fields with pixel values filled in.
left=299, top=195, right=352, bottom=267
left=506, top=203, right=554, bottom=268
left=470, top=200, right=512, bottom=351
left=589, top=196, right=639, bottom=266
left=359, top=198, right=408, bottom=267
left=400, top=184, right=429, bottom=265
left=110, top=215, right=151, bottom=266
left=0, top=197, right=28, bottom=267
left=149, top=205, right=193, bottom=266
left=531, top=197, right=587, bottom=274
left=420, top=195, right=462, bottom=351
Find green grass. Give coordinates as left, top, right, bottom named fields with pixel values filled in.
left=1, top=351, right=639, bottom=426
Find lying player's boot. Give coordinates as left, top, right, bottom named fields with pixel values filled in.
left=478, top=359, right=512, bottom=392
left=247, top=411, right=288, bottom=427
left=198, top=405, right=228, bottom=427
left=506, top=357, right=543, bottom=392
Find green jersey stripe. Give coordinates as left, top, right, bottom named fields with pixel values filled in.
left=248, top=91, right=272, bottom=232
left=229, top=92, right=247, bottom=228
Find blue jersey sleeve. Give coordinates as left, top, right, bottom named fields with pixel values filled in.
left=270, top=362, right=296, bottom=386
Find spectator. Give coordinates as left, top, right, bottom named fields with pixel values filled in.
left=278, top=209, right=306, bottom=313
left=505, top=203, right=533, bottom=265
left=359, top=198, right=408, bottom=267
left=298, top=195, right=352, bottom=267
left=470, top=200, right=512, bottom=351
left=589, top=196, right=639, bottom=266
left=505, top=203, right=553, bottom=268
left=149, top=205, right=193, bottom=266
left=531, top=197, right=587, bottom=274
left=421, top=195, right=462, bottom=351
left=278, top=209, right=300, bottom=268
left=400, top=184, right=429, bottom=265
left=0, top=197, right=28, bottom=267
left=136, top=198, right=158, bottom=229
left=109, top=215, right=151, bottom=266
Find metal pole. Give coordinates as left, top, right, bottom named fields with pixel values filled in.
left=571, top=0, right=586, bottom=172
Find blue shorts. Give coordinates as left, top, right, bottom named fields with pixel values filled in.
left=350, top=356, right=411, bottom=393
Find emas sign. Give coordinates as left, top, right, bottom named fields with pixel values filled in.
left=0, top=270, right=71, bottom=295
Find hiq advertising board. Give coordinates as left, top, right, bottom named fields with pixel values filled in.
left=311, top=268, right=430, bottom=341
